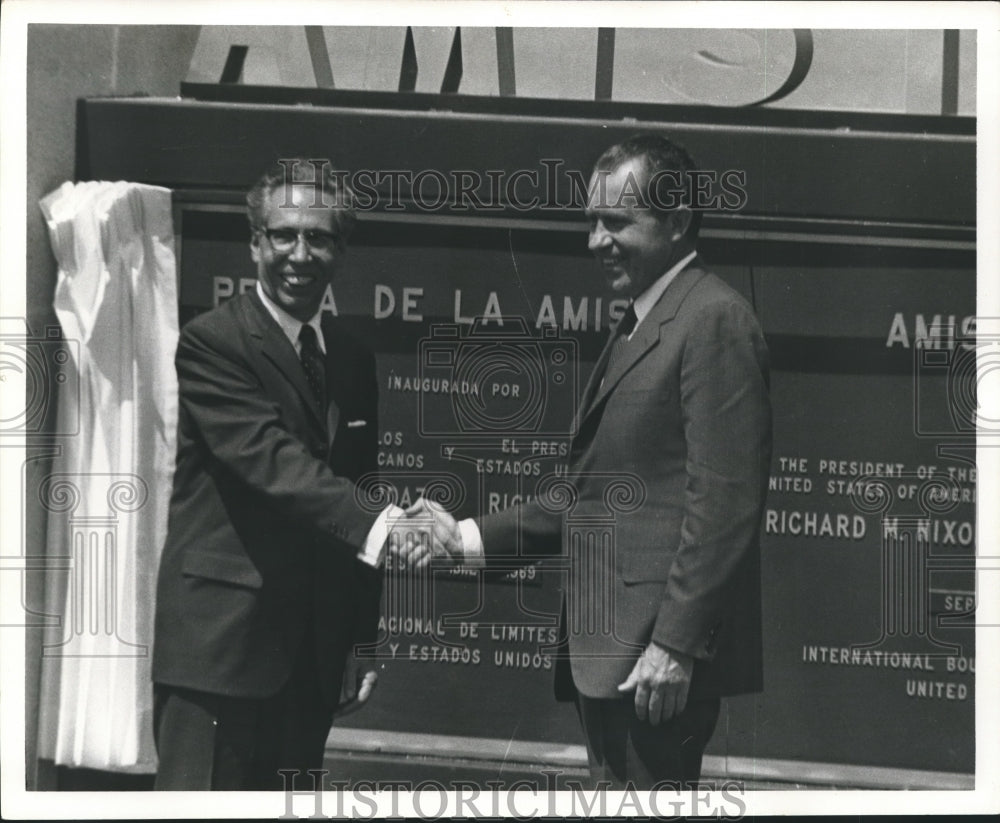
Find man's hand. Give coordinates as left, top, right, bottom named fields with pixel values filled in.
left=617, top=643, right=694, bottom=725
left=334, top=650, right=378, bottom=718
left=406, top=497, right=463, bottom=567
left=387, top=498, right=463, bottom=570
left=386, top=514, right=431, bottom=570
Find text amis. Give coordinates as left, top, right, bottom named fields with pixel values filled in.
left=886, top=313, right=975, bottom=350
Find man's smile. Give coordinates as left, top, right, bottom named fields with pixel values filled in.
left=279, top=271, right=319, bottom=289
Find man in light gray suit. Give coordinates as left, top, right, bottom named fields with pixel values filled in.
left=405, top=134, right=772, bottom=789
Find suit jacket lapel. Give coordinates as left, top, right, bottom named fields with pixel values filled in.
left=245, top=290, right=327, bottom=431
left=320, top=315, right=341, bottom=443
left=583, top=260, right=707, bottom=420
left=572, top=320, right=619, bottom=435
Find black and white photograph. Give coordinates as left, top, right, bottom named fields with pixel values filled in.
left=1, top=0, right=997, bottom=818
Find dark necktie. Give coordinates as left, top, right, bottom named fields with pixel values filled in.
left=298, top=323, right=326, bottom=409
left=600, top=302, right=638, bottom=388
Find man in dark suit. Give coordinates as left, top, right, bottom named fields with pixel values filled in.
left=152, top=159, right=409, bottom=790
left=407, top=134, right=772, bottom=788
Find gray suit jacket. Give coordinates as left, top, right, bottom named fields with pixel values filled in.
left=478, top=258, right=772, bottom=699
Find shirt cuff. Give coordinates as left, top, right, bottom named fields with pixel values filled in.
left=458, top=518, right=485, bottom=569
left=358, top=504, right=405, bottom=567
left=649, top=639, right=692, bottom=661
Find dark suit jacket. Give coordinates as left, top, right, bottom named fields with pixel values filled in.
left=478, top=258, right=772, bottom=701
left=152, top=290, right=381, bottom=709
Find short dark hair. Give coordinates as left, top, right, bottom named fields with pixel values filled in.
left=246, top=158, right=356, bottom=248
left=592, top=134, right=703, bottom=240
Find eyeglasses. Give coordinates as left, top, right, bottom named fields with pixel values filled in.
left=261, top=228, right=339, bottom=254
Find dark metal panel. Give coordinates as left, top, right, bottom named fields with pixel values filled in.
left=176, top=82, right=977, bottom=135
left=77, top=97, right=974, bottom=229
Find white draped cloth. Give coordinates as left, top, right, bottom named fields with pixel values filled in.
left=37, top=181, right=178, bottom=772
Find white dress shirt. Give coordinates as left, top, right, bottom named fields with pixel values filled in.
left=256, top=281, right=327, bottom=355
left=628, top=250, right=697, bottom=340
left=256, top=283, right=403, bottom=567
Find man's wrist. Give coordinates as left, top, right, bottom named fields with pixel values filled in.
left=647, top=641, right=692, bottom=663
left=359, top=504, right=405, bottom=567
left=457, top=518, right=485, bottom=568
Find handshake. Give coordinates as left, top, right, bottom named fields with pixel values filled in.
left=385, top=497, right=464, bottom=570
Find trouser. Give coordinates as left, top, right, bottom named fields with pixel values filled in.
left=153, top=643, right=333, bottom=790
left=575, top=693, right=721, bottom=790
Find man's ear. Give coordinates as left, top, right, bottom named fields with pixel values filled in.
left=668, top=207, right=693, bottom=241
left=250, top=231, right=261, bottom=264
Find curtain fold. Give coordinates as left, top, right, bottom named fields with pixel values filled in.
left=37, top=181, right=178, bottom=772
